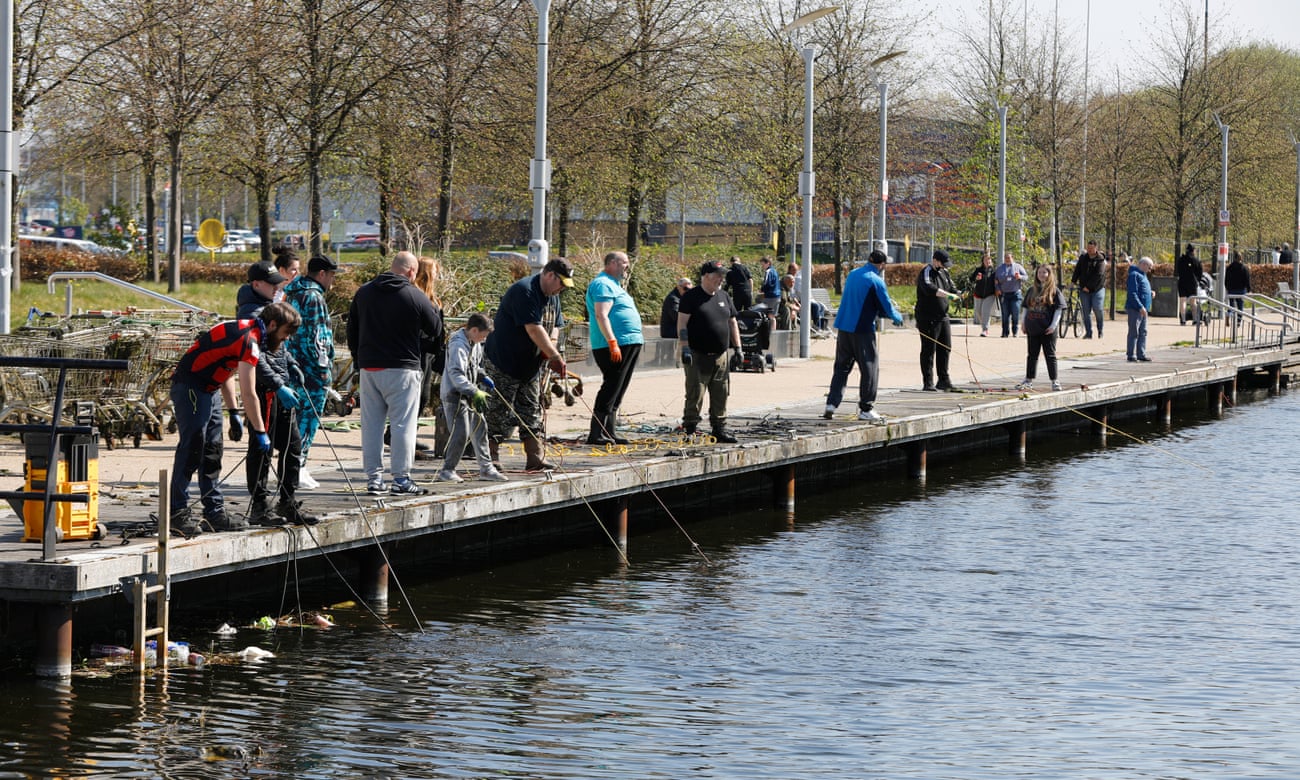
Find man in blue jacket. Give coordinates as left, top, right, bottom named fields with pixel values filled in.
left=1126, top=256, right=1154, bottom=362
left=824, top=250, right=904, bottom=423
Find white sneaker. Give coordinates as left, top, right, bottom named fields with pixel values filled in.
left=1014, top=380, right=1033, bottom=391
left=435, top=469, right=464, bottom=483
left=857, top=409, right=884, bottom=422
left=478, top=467, right=509, bottom=482
left=1051, top=381, right=1063, bottom=391
left=298, top=468, right=320, bottom=490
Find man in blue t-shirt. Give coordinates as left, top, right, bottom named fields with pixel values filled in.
left=484, top=258, right=574, bottom=471
left=824, top=250, right=904, bottom=423
left=585, top=251, right=645, bottom=445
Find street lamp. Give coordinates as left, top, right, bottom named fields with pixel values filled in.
left=1213, top=112, right=1228, bottom=301
left=0, top=0, right=13, bottom=333
left=1290, top=132, right=1299, bottom=293
left=871, top=51, right=907, bottom=259
left=996, top=102, right=1008, bottom=267
left=528, top=0, right=552, bottom=269
left=925, top=161, right=943, bottom=252
left=784, top=5, right=840, bottom=359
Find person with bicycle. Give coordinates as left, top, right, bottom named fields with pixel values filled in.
left=1072, top=240, right=1109, bottom=339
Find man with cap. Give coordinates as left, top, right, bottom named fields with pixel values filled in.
left=677, top=260, right=743, bottom=443
left=659, top=277, right=693, bottom=340
left=915, top=249, right=959, bottom=392
left=284, top=254, right=340, bottom=489
left=483, top=258, right=574, bottom=471
left=235, top=261, right=315, bottom=526
left=824, top=250, right=904, bottom=422
left=585, top=251, right=644, bottom=445
left=348, top=251, right=445, bottom=495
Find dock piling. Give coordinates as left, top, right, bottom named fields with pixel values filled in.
left=34, top=603, right=72, bottom=679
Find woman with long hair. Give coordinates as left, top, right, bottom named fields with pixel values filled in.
left=1015, top=264, right=1066, bottom=392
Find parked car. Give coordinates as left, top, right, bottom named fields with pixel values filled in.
left=18, top=234, right=123, bottom=256
left=226, top=229, right=261, bottom=251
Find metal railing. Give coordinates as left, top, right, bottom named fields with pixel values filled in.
left=1192, top=295, right=1288, bottom=350
left=46, top=271, right=206, bottom=316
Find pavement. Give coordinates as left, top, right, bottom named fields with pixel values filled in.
left=0, top=315, right=1196, bottom=504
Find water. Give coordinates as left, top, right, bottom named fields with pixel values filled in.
left=4, top=393, right=1300, bottom=778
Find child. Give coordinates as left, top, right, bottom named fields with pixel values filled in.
left=436, top=313, right=509, bottom=482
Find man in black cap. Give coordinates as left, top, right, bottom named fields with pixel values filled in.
left=915, top=249, right=958, bottom=391
left=237, top=261, right=287, bottom=319
left=677, top=260, right=743, bottom=443
left=284, top=254, right=341, bottom=490
left=483, top=257, right=574, bottom=471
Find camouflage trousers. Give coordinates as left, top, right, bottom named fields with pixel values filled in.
left=483, top=358, right=544, bottom=442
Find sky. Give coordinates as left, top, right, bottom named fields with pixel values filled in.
left=937, top=0, right=1300, bottom=87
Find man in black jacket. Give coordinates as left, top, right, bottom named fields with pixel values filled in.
left=915, top=249, right=958, bottom=391
left=1072, top=240, right=1109, bottom=339
left=659, top=277, right=693, bottom=339
left=722, top=257, right=753, bottom=310
left=348, top=251, right=445, bottom=495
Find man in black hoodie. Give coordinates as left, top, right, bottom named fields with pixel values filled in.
left=348, top=251, right=445, bottom=495
left=1072, top=240, right=1109, bottom=339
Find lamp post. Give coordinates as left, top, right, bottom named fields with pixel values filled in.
left=1213, top=113, right=1228, bottom=301
left=783, top=5, right=840, bottom=359
left=528, top=0, right=552, bottom=269
left=925, top=161, right=943, bottom=252
left=1291, top=133, right=1299, bottom=293
left=996, top=103, right=1008, bottom=267
left=870, top=51, right=906, bottom=261
left=0, top=0, right=12, bottom=332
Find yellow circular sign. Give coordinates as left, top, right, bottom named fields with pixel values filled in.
left=197, top=218, right=226, bottom=250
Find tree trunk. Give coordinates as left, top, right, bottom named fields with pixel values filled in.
left=255, top=169, right=272, bottom=264
left=168, top=134, right=183, bottom=293
left=435, top=116, right=455, bottom=253
left=143, top=161, right=158, bottom=283
left=308, top=136, right=323, bottom=257
left=832, top=195, right=844, bottom=294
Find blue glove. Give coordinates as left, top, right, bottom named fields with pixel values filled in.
left=681, top=346, right=692, bottom=366
left=892, top=314, right=904, bottom=327
left=253, top=431, right=271, bottom=452
left=275, top=385, right=299, bottom=410
left=480, top=375, right=496, bottom=391
left=227, top=410, right=243, bottom=442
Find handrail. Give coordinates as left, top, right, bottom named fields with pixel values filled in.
left=1193, top=295, right=1286, bottom=350
left=45, top=271, right=206, bottom=314
left=1237, top=293, right=1300, bottom=336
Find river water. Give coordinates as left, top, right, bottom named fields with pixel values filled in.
left=3, top=392, right=1299, bottom=778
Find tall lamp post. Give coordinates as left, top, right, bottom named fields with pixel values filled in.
left=0, top=0, right=12, bottom=332
left=528, top=0, right=552, bottom=269
left=871, top=51, right=907, bottom=259
left=996, top=103, right=1008, bottom=267
left=784, top=5, right=840, bottom=359
left=1213, top=113, right=1228, bottom=301
left=1291, top=133, right=1299, bottom=293
left=925, top=161, right=943, bottom=252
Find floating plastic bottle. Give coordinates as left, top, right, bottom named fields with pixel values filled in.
left=90, top=643, right=132, bottom=658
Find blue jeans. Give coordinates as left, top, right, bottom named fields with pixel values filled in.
left=1126, top=309, right=1148, bottom=359
left=169, top=381, right=224, bottom=519
left=1081, top=289, right=1105, bottom=336
left=1000, top=292, right=1022, bottom=336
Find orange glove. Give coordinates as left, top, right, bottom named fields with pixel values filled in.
left=609, top=342, right=623, bottom=363
left=547, top=355, right=567, bottom=377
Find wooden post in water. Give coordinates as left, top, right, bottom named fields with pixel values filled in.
left=1161, top=392, right=1174, bottom=427
left=776, top=465, right=795, bottom=511
left=1269, top=365, right=1282, bottom=395
left=357, top=546, right=390, bottom=606
left=1208, top=383, right=1224, bottom=417
left=1006, top=422, right=1027, bottom=462
left=614, top=496, right=629, bottom=553
left=34, top=603, right=72, bottom=679
left=906, top=442, right=927, bottom=481
left=1225, top=377, right=1238, bottom=407
left=1092, top=405, right=1109, bottom=443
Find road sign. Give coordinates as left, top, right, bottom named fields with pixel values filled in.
left=1218, top=209, right=1230, bottom=227
left=196, top=218, right=225, bottom=250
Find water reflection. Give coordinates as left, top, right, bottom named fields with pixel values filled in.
left=2, top=393, right=1298, bottom=777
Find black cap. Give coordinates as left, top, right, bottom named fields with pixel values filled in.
left=700, top=260, right=725, bottom=276
left=933, top=249, right=950, bottom=265
left=247, top=261, right=286, bottom=285
left=543, top=258, right=574, bottom=288
left=307, top=255, right=339, bottom=273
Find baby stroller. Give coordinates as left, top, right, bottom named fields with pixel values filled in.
left=733, top=305, right=776, bottom=373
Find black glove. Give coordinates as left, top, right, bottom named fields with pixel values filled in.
left=681, top=346, right=692, bottom=366
left=227, top=410, right=243, bottom=442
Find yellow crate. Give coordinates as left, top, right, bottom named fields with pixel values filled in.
left=22, top=462, right=100, bottom=542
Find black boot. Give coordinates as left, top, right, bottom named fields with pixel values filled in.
left=276, top=499, right=320, bottom=526
left=249, top=498, right=287, bottom=527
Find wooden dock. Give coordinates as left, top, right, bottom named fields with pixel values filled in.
left=3, top=326, right=1298, bottom=677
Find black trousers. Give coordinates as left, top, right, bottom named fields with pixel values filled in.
left=246, top=393, right=302, bottom=507
left=589, top=343, right=642, bottom=440
left=917, top=318, right=952, bottom=386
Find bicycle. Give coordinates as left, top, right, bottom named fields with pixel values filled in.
left=1060, top=285, right=1081, bottom=338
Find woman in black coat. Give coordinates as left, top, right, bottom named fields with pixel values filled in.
left=1174, top=244, right=1203, bottom=325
